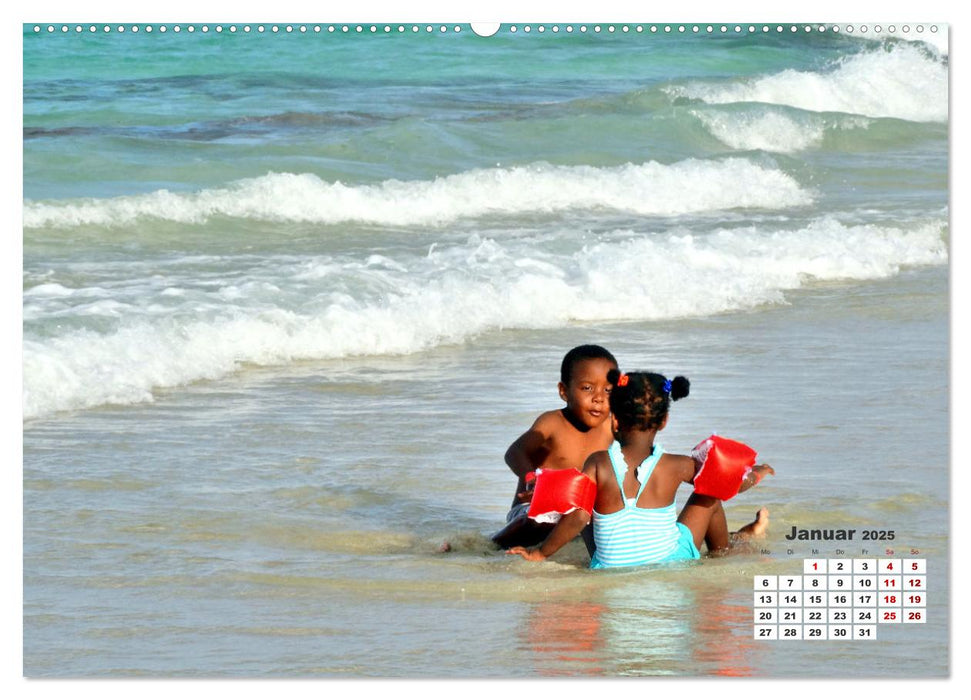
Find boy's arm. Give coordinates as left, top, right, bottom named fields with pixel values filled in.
left=507, top=455, right=599, bottom=561
left=504, top=413, right=555, bottom=478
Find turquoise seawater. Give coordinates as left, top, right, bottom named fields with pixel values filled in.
left=23, top=23, right=949, bottom=677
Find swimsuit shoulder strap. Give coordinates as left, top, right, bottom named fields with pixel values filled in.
left=606, top=441, right=627, bottom=491
left=634, top=444, right=664, bottom=499
left=607, top=441, right=665, bottom=501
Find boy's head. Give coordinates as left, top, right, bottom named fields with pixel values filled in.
left=557, top=345, right=619, bottom=430
left=560, top=345, right=618, bottom=385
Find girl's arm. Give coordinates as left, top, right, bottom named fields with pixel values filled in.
left=674, top=454, right=700, bottom=484
left=507, top=454, right=599, bottom=561
left=737, top=464, right=775, bottom=493
left=508, top=508, right=591, bottom=561
left=683, top=450, right=774, bottom=494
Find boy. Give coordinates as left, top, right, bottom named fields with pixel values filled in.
left=492, top=344, right=618, bottom=553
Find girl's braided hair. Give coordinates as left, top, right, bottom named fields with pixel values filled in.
left=607, top=368, right=690, bottom=431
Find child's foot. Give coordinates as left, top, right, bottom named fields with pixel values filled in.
left=735, top=508, right=770, bottom=540
left=750, top=508, right=770, bottom=538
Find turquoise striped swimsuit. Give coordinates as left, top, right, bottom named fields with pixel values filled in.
left=590, top=441, right=700, bottom=569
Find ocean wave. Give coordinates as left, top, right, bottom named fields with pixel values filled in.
left=24, top=110, right=392, bottom=142
left=666, top=42, right=947, bottom=122
left=23, top=216, right=947, bottom=419
left=845, top=25, right=948, bottom=58
left=23, top=158, right=812, bottom=229
left=690, top=108, right=872, bottom=153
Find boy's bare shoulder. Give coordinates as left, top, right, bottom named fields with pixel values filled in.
left=530, top=409, right=569, bottom=432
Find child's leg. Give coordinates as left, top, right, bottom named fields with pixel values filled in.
left=678, top=492, right=730, bottom=553
left=678, top=493, right=770, bottom=555
left=580, top=521, right=596, bottom=557
left=491, top=512, right=554, bottom=550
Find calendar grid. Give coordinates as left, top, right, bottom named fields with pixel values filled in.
left=754, top=559, right=926, bottom=640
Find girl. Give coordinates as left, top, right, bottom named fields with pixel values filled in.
left=508, top=369, right=773, bottom=568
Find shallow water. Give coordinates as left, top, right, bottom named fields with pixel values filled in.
left=23, top=267, right=948, bottom=677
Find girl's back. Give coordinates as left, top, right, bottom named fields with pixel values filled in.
left=592, top=447, right=693, bottom=515
left=589, top=442, right=693, bottom=568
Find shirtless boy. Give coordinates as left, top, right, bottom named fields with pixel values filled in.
left=492, top=344, right=618, bottom=552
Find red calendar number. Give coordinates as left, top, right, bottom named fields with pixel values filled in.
left=884, top=611, right=897, bottom=621
left=908, top=579, right=922, bottom=587
left=909, top=611, right=922, bottom=621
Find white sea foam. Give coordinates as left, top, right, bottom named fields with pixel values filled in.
left=668, top=42, right=947, bottom=122
left=23, top=158, right=812, bottom=229
left=23, top=283, right=76, bottom=298
left=22, top=217, right=947, bottom=419
left=692, top=109, right=870, bottom=153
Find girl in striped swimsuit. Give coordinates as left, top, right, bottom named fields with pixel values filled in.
left=509, top=369, right=774, bottom=568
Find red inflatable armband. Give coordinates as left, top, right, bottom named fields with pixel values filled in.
left=691, top=435, right=758, bottom=501
left=526, top=468, right=597, bottom=524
